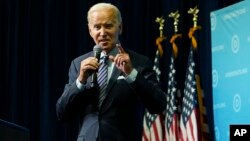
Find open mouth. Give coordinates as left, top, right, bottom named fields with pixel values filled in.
left=99, top=39, right=109, bottom=45
left=99, top=39, right=109, bottom=42
left=98, top=42, right=107, bottom=47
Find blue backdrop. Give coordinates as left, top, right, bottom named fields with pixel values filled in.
left=211, top=0, right=250, bottom=140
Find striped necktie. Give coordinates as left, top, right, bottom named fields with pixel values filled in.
left=97, top=55, right=108, bottom=108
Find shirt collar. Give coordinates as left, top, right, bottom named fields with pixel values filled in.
left=100, top=46, right=119, bottom=58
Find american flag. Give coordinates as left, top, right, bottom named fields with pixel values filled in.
left=179, top=49, right=199, bottom=141
left=165, top=56, right=179, bottom=141
left=142, top=50, right=165, bottom=141
left=153, top=50, right=161, bottom=81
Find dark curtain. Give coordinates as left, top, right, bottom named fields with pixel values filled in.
left=0, top=0, right=241, bottom=141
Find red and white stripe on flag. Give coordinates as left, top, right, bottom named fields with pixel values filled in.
left=165, top=114, right=178, bottom=141
left=179, top=109, right=199, bottom=141
left=142, top=112, right=165, bottom=141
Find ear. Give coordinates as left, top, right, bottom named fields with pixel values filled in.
left=88, top=25, right=94, bottom=38
left=119, top=23, right=123, bottom=35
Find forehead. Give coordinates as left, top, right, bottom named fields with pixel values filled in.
left=89, top=9, right=117, bottom=24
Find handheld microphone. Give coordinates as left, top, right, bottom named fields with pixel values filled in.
left=91, top=45, right=102, bottom=87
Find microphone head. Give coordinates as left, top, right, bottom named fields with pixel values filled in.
left=93, top=45, right=102, bottom=54
left=93, top=45, right=102, bottom=59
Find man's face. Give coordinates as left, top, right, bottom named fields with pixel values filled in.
left=88, top=9, right=122, bottom=54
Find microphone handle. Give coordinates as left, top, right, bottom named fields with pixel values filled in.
left=90, top=71, right=97, bottom=87
left=91, top=46, right=101, bottom=87
left=90, top=52, right=100, bottom=88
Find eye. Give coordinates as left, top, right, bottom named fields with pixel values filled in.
left=93, top=25, right=100, bottom=30
left=105, top=24, right=113, bottom=29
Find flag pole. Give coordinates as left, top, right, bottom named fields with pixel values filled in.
left=188, top=6, right=199, bottom=28
left=188, top=6, right=210, bottom=141
left=187, top=6, right=201, bottom=49
left=155, top=16, right=164, bottom=37
left=169, top=10, right=179, bottom=33
left=169, top=11, right=182, bottom=58
left=164, top=10, right=181, bottom=141
left=155, top=17, right=166, bottom=57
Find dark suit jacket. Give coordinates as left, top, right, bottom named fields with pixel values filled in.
left=56, top=49, right=166, bottom=141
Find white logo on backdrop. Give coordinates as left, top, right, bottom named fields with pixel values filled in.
left=233, top=94, right=241, bottom=112
left=225, top=68, right=248, bottom=78
left=215, top=126, right=220, bottom=141
left=212, top=45, right=224, bottom=53
left=213, top=102, right=226, bottom=110
left=231, top=35, right=240, bottom=53
left=212, top=69, right=218, bottom=88
left=210, top=13, right=217, bottom=31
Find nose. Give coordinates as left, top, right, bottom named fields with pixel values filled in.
left=100, top=27, right=107, bottom=36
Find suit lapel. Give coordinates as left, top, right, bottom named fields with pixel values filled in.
left=106, top=66, right=122, bottom=93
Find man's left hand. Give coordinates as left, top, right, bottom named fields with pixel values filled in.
left=109, top=45, right=133, bottom=75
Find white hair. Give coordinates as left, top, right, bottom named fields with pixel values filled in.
left=87, top=3, right=122, bottom=24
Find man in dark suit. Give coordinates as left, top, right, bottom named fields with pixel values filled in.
left=56, top=2, right=166, bottom=141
